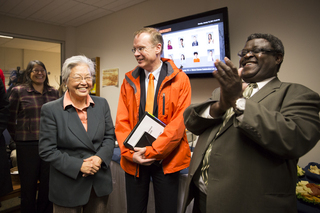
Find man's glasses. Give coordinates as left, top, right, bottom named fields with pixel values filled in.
left=237, top=48, right=276, bottom=57
left=131, top=46, right=154, bottom=54
left=70, top=76, right=93, bottom=82
left=32, top=69, right=46, bottom=73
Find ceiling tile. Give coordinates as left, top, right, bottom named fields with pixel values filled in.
left=0, top=0, right=147, bottom=27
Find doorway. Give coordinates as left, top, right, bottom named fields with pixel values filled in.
left=0, top=34, right=63, bottom=90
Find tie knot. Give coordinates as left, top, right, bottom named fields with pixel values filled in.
left=243, top=83, right=257, bottom=99
left=249, top=83, right=258, bottom=88
left=149, top=73, right=154, bottom=80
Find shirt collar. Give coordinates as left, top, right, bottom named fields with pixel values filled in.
left=63, top=90, right=95, bottom=110
left=144, top=61, right=163, bottom=81
left=255, top=76, right=276, bottom=90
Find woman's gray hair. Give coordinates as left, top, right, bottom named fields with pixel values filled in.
left=61, top=55, right=95, bottom=84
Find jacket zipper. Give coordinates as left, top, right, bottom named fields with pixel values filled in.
left=162, top=93, right=165, bottom=115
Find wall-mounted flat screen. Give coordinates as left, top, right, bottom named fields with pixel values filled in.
left=147, top=7, right=230, bottom=78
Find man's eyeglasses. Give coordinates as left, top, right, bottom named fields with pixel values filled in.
left=131, top=46, right=154, bottom=54
left=132, top=47, right=147, bottom=53
left=32, top=69, right=46, bottom=73
left=70, top=76, right=93, bottom=82
left=237, top=48, right=276, bottom=57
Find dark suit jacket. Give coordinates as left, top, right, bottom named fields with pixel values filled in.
left=182, top=78, right=320, bottom=213
left=39, top=95, right=115, bottom=207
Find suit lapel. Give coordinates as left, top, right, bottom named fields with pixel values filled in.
left=67, top=106, right=96, bottom=151
left=87, top=104, right=100, bottom=150
left=250, top=77, right=281, bottom=103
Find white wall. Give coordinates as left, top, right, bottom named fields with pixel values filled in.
left=75, top=0, right=320, bottom=167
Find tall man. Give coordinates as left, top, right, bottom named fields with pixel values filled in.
left=182, top=33, right=320, bottom=213
left=115, top=27, right=192, bottom=213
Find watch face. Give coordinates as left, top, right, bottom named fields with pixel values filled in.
left=236, top=98, right=246, bottom=110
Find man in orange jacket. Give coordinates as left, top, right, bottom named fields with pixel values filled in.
left=115, top=27, right=192, bottom=213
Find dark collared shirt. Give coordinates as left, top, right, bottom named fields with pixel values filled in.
left=8, top=84, right=59, bottom=141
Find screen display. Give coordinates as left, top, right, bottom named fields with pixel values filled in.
left=147, top=7, right=230, bottom=78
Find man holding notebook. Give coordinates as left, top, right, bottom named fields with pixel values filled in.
left=115, top=27, right=192, bottom=213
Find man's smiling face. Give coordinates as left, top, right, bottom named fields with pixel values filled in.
left=239, top=38, right=283, bottom=83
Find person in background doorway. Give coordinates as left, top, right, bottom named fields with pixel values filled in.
left=8, top=60, right=59, bottom=213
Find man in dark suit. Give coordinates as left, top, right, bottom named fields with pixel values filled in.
left=182, top=33, right=320, bottom=213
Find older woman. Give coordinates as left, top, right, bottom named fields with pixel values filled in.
left=39, top=55, right=115, bottom=212
left=8, top=60, right=59, bottom=213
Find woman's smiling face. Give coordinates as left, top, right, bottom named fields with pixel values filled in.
left=30, top=64, right=46, bottom=85
left=67, top=64, right=93, bottom=100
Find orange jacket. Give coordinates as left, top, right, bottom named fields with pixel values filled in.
left=115, top=58, right=191, bottom=176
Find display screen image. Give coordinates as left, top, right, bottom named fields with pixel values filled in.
left=147, top=7, right=230, bottom=78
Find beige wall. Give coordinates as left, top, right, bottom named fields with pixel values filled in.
left=1, top=0, right=319, bottom=166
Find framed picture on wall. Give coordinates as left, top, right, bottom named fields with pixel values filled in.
left=90, top=57, right=100, bottom=96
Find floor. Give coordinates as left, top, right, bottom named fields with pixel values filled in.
left=0, top=197, right=20, bottom=213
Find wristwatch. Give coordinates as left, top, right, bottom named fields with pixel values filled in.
left=234, top=98, right=246, bottom=116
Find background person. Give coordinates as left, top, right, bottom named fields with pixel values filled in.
left=115, top=27, right=191, bottom=213
left=0, top=68, right=6, bottom=90
left=39, top=55, right=115, bottom=213
left=7, top=68, right=24, bottom=97
left=0, top=80, right=12, bottom=199
left=182, top=33, right=320, bottom=213
left=7, top=69, right=25, bottom=168
left=7, top=60, right=59, bottom=213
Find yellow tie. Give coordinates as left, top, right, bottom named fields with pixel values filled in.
left=145, top=73, right=155, bottom=114
left=201, top=83, right=258, bottom=185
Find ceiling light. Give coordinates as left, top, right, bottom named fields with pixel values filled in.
left=0, top=35, right=13, bottom=39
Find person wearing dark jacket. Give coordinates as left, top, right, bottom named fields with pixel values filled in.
left=39, top=55, right=115, bottom=212
left=182, top=33, right=320, bottom=213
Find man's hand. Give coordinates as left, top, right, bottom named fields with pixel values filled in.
left=132, top=147, right=156, bottom=166
left=211, top=57, right=243, bottom=116
left=81, top=156, right=102, bottom=177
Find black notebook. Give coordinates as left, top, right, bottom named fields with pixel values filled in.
left=124, top=112, right=166, bottom=150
